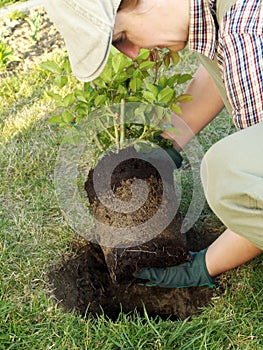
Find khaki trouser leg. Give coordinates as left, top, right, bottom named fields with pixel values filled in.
left=201, top=121, right=263, bottom=250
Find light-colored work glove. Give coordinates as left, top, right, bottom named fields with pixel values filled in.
left=134, top=248, right=215, bottom=288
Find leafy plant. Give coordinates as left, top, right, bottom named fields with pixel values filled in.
left=26, top=11, right=42, bottom=44
left=8, top=10, right=27, bottom=21
left=0, top=40, right=19, bottom=71
left=41, top=48, right=193, bottom=151
left=0, top=0, right=26, bottom=8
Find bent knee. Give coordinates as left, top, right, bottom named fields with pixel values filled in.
left=200, top=139, right=234, bottom=213
left=201, top=137, right=263, bottom=222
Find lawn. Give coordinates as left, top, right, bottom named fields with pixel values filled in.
left=0, top=0, right=26, bottom=8
left=0, top=22, right=262, bottom=350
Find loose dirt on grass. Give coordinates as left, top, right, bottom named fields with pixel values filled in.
left=49, top=239, right=216, bottom=320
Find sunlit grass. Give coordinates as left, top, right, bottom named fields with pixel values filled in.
left=0, top=51, right=262, bottom=349
left=0, top=0, right=26, bottom=9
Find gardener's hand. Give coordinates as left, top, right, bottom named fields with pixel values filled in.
left=139, top=135, right=183, bottom=169
left=154, top=134, right=183, bottom=168
left=134, top=248, right=215, bottom=288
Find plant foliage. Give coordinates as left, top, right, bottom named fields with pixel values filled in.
left=0, top=40, right=19, bottom=71
left=41, top=48, right=193, bottom=151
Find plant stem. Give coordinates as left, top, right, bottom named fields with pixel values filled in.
left=113, top=114, right=120, bottom=152
left=138, top=124, right=148, bottom=140
left=97, top=117, right=115, bottom=142
left=120, top=99, right=125, bottom=146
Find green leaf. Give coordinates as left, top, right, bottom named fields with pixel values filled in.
left=139, top=61, right=155, bottom=70
left=129, top=77, right=142, bottom=92
left=170, top=103, right=182, bottom=115
left=93, top=78, right=107, bottom=88
left=167, top=75, right=178, bottom=87
left=62, top=111, right=74, bottom=123
left=114, top=73, right=130, bottom=84
left=158, top=87, right=174, bottom=104
left=40, top=60, right=62, bottom=74
left=48, top=115, right=62, bottom=124
left=99, top=65, right=112, bottom=83
left=74, top=104, right=90, bottom=117
left=75, top=90, right=88, bottom=103
left=61, top=58, right=72, bottom=74
left=170, top=51, right=180, bottom=65
left=158, top=76, right=167, bottom=88
left=84, top=82, right=93, bottom=92
left=54, top=75, right=68, bottom=88
left=145, top=81, right=159, bottom=98
left=142, top=90, right=156, bottom=103
left=112, top=95, right=122, bottom=104
left=64, top=93, right=75, bottom=106
left=163, top=113, right=172, bottom=123
left=163, top=54, right=170, bottom=68
left=132, top=69, right=144, bottom=79
left=177, top=94, right=193, bottom=103
left=136, top=49, right=151, bottom=61
left=117, top=84, right=128, bottom=95
left=89, top=90, right=99, bottom=104
left=177, top=74, right=192, bottom=84
left=94, top=95, right=107, bottom=106
left=126, top=96, right=141, bottom=102
left=46, top=91, right=62, bottom=102
left=112, top=53, right=123, bottom=73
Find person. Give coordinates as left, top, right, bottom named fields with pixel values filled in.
left=45, top=0, right=263, bottom=288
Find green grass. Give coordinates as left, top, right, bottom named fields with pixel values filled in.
left=0, top=54, right=262, bottom=349
left=0, top=0, right=26, bottom=9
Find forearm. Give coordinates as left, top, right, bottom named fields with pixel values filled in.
left=163, top=65, right=225, bottom=150
left=206, top=229, right=262, bottom=277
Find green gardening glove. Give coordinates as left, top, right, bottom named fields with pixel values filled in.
left=134, top=248, right=215, bottom=288
left=139, top=135, right=183, bottom=169
left=154, top=134, right=183, bottom=169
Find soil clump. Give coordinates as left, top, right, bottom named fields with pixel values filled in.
left=49, top=147, right=219, bottom=319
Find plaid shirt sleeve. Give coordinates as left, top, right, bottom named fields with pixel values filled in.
left=217, top=0, right=263, bottom=129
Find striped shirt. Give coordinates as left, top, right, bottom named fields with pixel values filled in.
left=188, top=0, right=263, bottom=129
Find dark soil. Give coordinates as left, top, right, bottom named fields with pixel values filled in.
left=49, top=146, right=219, bottom=320
left=49, top=240, right=215, bottom=320
left=85, top=147, right=190, bottom=284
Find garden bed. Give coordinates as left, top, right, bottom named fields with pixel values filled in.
left=0, top=5, right=64, bottom=73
